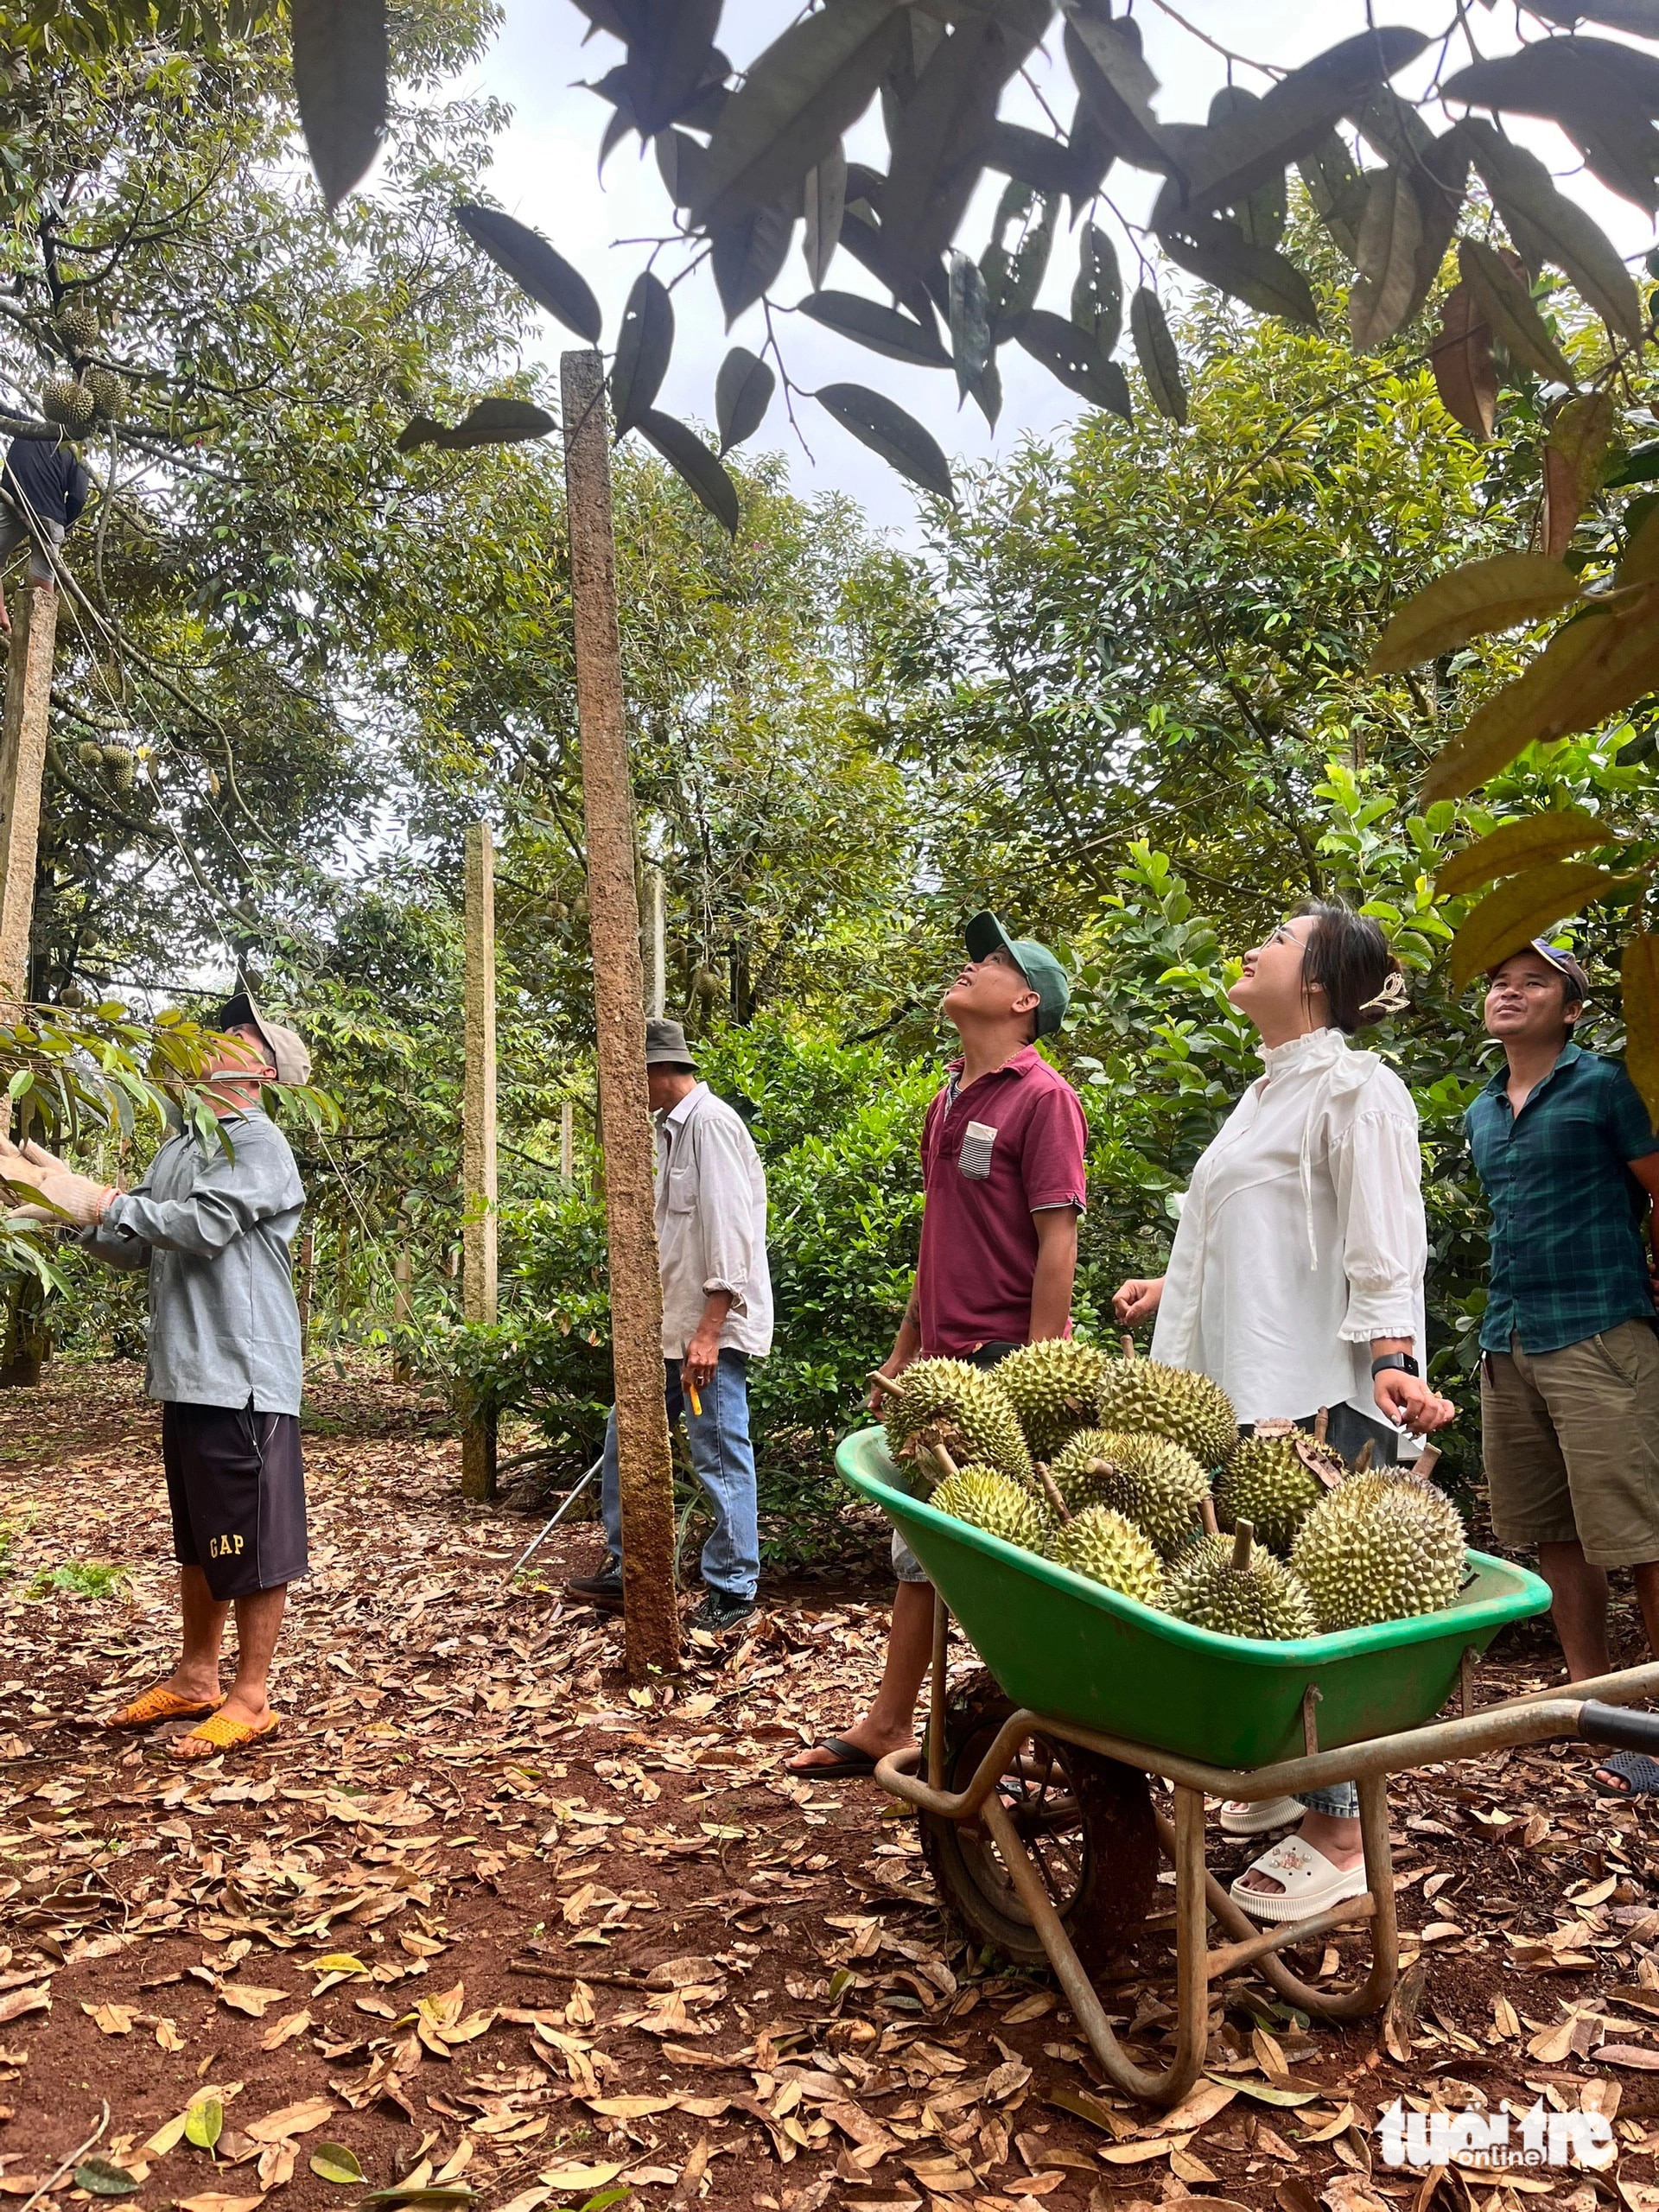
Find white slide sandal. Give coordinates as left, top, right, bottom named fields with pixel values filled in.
left=1228, top=1834, right=1369, bottom=1924
left=1217, top=1794, right=1304, bottom=1837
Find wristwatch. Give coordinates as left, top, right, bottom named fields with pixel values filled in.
left=1371, top=1352, right=1420, bottom=1379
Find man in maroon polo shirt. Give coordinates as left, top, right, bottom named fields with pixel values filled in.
left=789, top=912, right=1086, bottom=1778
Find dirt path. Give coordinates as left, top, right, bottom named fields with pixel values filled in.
left=2, top=1364, right=1657, bottom=2212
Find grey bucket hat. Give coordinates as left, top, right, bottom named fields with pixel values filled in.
left=644, top=1017, right=697, bottom=1068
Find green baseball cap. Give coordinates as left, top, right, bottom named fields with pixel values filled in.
left=964, top=911, right=1071, bottom=1038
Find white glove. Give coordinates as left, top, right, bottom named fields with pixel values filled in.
left=0, top=1135, right=115, bottom=1226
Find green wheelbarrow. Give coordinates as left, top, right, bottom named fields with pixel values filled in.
left=837, top=1425, right=1659, bottom=2109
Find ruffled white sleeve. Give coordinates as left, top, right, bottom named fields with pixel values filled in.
left=1329, top=1101, right=1428, bottom=1344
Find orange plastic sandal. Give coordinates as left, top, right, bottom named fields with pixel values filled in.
left=102, top=1685, right=224, bottom=1731
left=168, top=1709, right=280, bottom=1763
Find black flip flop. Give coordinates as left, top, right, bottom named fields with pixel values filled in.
left=1592, top=1751, right=1659, bottom=1797
left=786, top=1734, right=879, bottom=1779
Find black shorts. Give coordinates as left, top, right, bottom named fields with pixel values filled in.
left=162, top=1401, right=308, bottom=1599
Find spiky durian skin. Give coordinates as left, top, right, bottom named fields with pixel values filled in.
left=996, top=1338, right=1109, bottom=1458
left=41, top=376, right=93, bottom=431
left=931, top=1465, right=1053, bottom=1553
left=1048, top=1505, right=1164, bottom=1607
left=881, top=1357, right=1033, bottom=1488
left=1164, top=1534, right=1319, bottom=1640
left=1051, top=1428, right=1211, bottom=1559
left=1215, top=1433, right=1329, bottom=1553
left=1096, top=1357, right=1237, bottom=1471
left=1290, top=1472, right=1466, bottom=1633
left=54, top=302, right=99, bottom=350
left=84, top=366, right=127, bottom=422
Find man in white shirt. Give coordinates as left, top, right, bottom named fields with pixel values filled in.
left=568, top=1019, right=772, bottom=1633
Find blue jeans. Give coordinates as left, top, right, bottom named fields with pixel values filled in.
left=601, top=1351, right=759, bottom=1603
left=1298, top=1784, right=1359, bottom=1818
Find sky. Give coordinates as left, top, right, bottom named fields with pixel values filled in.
left=443, top=2, right=1659, bottom=537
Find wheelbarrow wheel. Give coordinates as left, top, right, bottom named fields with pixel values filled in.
left=918, top=1669, right=1157, bottom=1974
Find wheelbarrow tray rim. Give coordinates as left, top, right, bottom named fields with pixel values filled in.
left=839, top=1425, right=1548, bottom=1671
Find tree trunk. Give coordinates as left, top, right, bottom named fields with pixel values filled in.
left=0, top=1273, right=48, bottom=1388
left=561, top=347, right=678, bottom=1680
left=461, top=819, right=499, bottom=1500
left=0, top=586, right=59, bottom=1012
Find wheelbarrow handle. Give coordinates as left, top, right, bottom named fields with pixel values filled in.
left=1577, top=1700, right=1659, bottom=1753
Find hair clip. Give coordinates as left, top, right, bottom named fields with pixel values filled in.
left=1359, top=970, right=1411, bottom=1016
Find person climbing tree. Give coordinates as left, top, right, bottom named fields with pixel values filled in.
left=0, top=432, right=89, bottom=634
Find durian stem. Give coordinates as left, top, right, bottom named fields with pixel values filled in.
left=868, top=1369, right=906, bottom=1399
left=1119, top=1333, right=1137, bottom=1361
left=925, top=1440, right=961, bottom=1486
left=1313, top=1406, right=1329, bottom=1446
left=1351, top=1440, right=1376, bottom=1475
left=1230, top=1520, right=1254, bottom=1571
left=1199, top=1495, right=1218, bottom=1537
left=1410, top=1441, right=1442, bottom=1483
left=1033, top=1460, right=1071, bottom=1524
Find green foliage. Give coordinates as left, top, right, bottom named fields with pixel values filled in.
left=27, top=1558, right=130, bottom=1599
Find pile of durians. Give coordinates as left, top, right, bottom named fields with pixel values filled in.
left=877, top=1338, right=1465, bottom=1641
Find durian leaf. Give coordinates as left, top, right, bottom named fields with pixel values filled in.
left=947, top=247, right=991, bottom=400
left=1369, top=552, right=1581, bottom=671
left=454, top=206, right=603, bottom=342
left=714, top=346, right=774, bottom=454
left=292, top=0, right=387, bottom=212
left=796, top=289, right=952, bottom=367
left=1156, top=216, right=1319, bottom=326
left=1061, top=8, right=1172, bottom=176
left=710, top=203, right=793, bottom=327
left=1129, top=287, right=1185, bottom=424
left=801, top=143, right=846, bottom=289
left=394, top=398, right=555, bottom=454
left=622, top=0, right=721, bottom=138
left=1071, top=221, right=1122, bottom=353
left=1528, top=0, right=1659, bottom=29
left=1430, top=280, right=1497, bottom=442
left=1014, top=310, right=1131, bottom=419
left=1441, top=37, right=1659, bottom=131
left=1542, top=387, right=1618, bottom=559
left=1621, top=931, right=1659, bottom=1132
left=1447, top=861, right=1624, bottom=992
left=986, top=119, right=1076, bottom=198
left=690, top=0, right=908, bottom=230
left=1347, top=166, right=1422, bottom=349
left=1456, top=238, right=1577, bottom=386
left=1297, top=127, right=1366, bottom=263
left=1156, top=27, right=1429, bottom=219
left=815, top=382, right=954, bottom=503
left=634, top=410, right=741, bottom=535
left=1436, top=810, right=1611, bottom=897
left=1461, top=118, right=1643, bottom=343
left=610, top=270, right=673, bottom=438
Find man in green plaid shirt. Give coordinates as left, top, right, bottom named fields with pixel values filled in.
left=1468, top=940, right=1659, bottom=1777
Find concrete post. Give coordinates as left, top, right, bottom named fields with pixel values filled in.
left=0, top=587, right=59, bottom=1008
left=461, top=819, right=499, bottom=1499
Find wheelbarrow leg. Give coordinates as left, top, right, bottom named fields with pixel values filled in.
left=977, top=1781, right=1209, bottom=2109
left=1185, top=1773, right=1400, bottom=2022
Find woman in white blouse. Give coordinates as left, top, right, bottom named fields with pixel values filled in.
left=1114, top=901, right=1455, bottom=1923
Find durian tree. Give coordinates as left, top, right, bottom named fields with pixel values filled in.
left=282, top=0, right=1659, bottom=1118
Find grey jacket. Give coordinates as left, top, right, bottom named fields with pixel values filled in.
left=80, top=1108, right=305, bottom=1413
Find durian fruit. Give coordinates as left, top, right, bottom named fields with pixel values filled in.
left=76, top=740, right=103, bottom=772
left=41, top=376, right=94, bottom=432
left=1050, top=1427, right=1211, bottom=1559
left=84, top=366, right=127, bottom=423
left=931, top=1464, right=1053, bottom=1553
left=53, top=300, right=100, bottom=351
left=996, top=1338, right=1109, bottom=1458
left=1164, top=1522, right=1318, bottom=1641
left=1291, top=1471, right=1466, bottom=1633
left=1096, top=1340, right=1237, bottom=1471
left=1216, top=1418, right=1342, bottom=1553
left=100, top=741, right=135, bottom=791
left=879, top=1357, right=1033, bottom=1489
left=1048, top=1504, right=1164, bottom=1607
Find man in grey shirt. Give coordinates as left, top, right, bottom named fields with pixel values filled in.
left=569, top=1019, right=772, bottom=1633
left=0, top=994, right=309, bottom=1759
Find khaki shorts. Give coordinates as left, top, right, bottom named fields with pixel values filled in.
left=1482, top=1319, right=1659, bottom=1567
